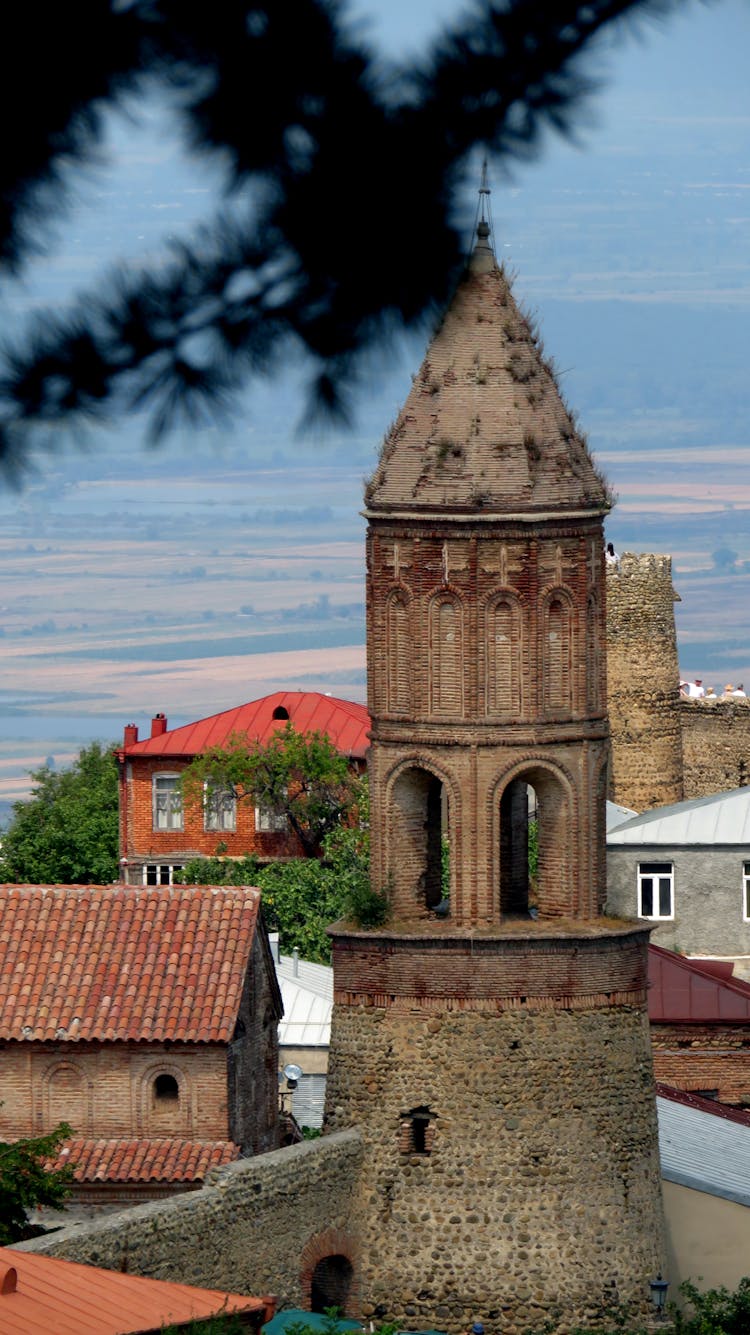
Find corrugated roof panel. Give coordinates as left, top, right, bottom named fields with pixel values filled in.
left=648, top=945, right=750, bottom=1023
left=657, top=1087, right=750, bottom=1206
left=276, top=954, right=333, bottom=1049
left=608, top=786, right=750, bottom=846
left=124, top=691, right=370, bottom=759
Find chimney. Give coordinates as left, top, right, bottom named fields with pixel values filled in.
left=268, top=931, right=281, bottom=963
left=151, top=713, right=168, bottom=738
left=123, top=723, right=138, bottom=746
left=292, top=947, right=299, bottom=977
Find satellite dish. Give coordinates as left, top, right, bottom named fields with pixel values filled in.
left=282, top=1062, right=303, bottom=1088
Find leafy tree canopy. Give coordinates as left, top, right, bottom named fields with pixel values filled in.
left=178, top=782, right=373, bottom=960
left=181, top=723, right=363, bottom=857
left=0, top=0, right=683, bottom=473
left=0, top=740, right=119, bottom=883
left=0, top=1121, right=74, bottom=1244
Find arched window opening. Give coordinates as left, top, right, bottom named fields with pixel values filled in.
left=390, top=767, right=450, bottom=917
left=399, top=1105, right=436, bottom=1156
left=430, top=596, right=463, bottom=716
left=498, top=769, right=571, bottom=920
left=272, top=705, right=290, bottom=720
left=154, top=1073, right=179, bottom=1103
left=311, top=1255, right=353, bottom=1314
left=544, top=595, right=572, bottom=714
left=387, top=592, right=411, bottom=714
left=487, top=596, right=522, bottom=717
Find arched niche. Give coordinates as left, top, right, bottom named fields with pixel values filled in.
left=386, top=589, right=411, bottom=714
left=485, top=591, right=523, bottom=717
left=494, top=762, right=576, bottom=920
left=428, top=593, right=464, bottom=716
left=542, top=589, right=575, bottom=715
left=44, top=1061, right=87, bottom=1134
left=586, top=591, right=601, bottom=713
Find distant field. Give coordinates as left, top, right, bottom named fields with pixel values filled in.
left=2, top=447, right=749, bottom=805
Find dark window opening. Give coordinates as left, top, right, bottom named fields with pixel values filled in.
left=154, top=1073, right=179, bottom=1102
left=691, top=1088, right=719, bottom=1101
left=310, top=1255, right=353, bottom=1314
left=498, top=770, right=569, bottom=921
left=272, top=705, right=290, bottom=720
left=400, top=1105, right=435, bottom=1156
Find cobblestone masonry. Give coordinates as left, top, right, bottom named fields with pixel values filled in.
left=605, top=554, right=684, bottom=813
left=605, top=554, right=750, bottom=810
left=326, top=928, right=665, bottom=1335
left=17, top=1131, right=363, bottom=1310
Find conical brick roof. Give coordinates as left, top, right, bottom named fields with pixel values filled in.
left=365, top=237, right=609, bottom=516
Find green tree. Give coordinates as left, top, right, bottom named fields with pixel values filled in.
left=0, top=1122, right=74, bottom=1243
left=182, top=724, right=363, bottom=857
left=177, top=783, right=376, bottom=960
left=0, top=741, right=119, bottom=883
left=0, top=1, right=681, bottom=471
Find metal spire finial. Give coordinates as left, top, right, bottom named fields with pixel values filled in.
left=472, top=156, right=495, bottom=259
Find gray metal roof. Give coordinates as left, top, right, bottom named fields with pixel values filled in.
left=606, top=800, right=638, bottom=832
left=607, top=786, right=750, bottom=847
left=275, top=951, right=332, bottom=1049
left=657, top=1092, right=750, bottom=1207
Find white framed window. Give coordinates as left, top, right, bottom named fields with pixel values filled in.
left=255, top=804, right=287, bottom=833
left=152, top=774, right=183, bottom=831
left=143, top=862, right=183, bottom=886
left=204, top=784, right=236, bottom=832
left=637, top=862, right=674, bottom=920
left=743, top=862, right=750, bottom=921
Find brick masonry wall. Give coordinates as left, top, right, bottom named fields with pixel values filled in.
left=651, top=1023, right=750, bottom=1105
left=120, top=757, right=306, bottom=874
left=606, top=846, right=750, bottom=959
left=605, top=554, right=684, bottom=812
left=325, top=931, right=666, bottom=1335
left=0, top=1042, right=230, bottom=1140
left=679, top=698, right=750, bottom=799
left=17, top=1132, right=363, bottom=1314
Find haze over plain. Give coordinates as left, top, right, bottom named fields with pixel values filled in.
left=0, top=0, right=748, bottom=810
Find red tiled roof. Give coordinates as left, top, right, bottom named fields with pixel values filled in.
left=648, top=943, right=750, bottom=1023
left=0, top=1245, right=273, bottom=1335
left=56, top=1138, right=240, bottom=1183
left=123, top=690, right=370, bottom=759
left=0, top=885, right=262, bottom=1043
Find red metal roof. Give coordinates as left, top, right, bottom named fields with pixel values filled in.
left=123, top=690, right=370, bottom=759
left=648, top=944, right=750, bottom=1023
left=0, top=885, right=263, bottom=1043
left=55, top=1138, right=239, bottom=1183
left=0, top=1245, right=272, bottom=1335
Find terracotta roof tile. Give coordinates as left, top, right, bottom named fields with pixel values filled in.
left=0, top=885, right=262, bottom=1043
left=124, top=689, right=370, bottom=758
left=55, top=1137, right=240, bottom=1183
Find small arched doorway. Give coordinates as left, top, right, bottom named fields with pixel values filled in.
left=310, top=1254, right=354, bottom=1313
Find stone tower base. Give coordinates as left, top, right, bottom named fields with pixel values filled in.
left=325, top=925, right=666, bottom=1335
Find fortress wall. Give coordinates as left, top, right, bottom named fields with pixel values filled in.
left=606, top=554, right=684, bottom=812
left=679, top=697, right=750, bottom=799
left=16, top=1131, right=362, bottom=1308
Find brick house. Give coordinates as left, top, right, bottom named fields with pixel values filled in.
left=117, top=691, right=370, bottom=886
left=0, top=883, right=282, bottom=1218
left=649, top=943, right=750, bottom=1107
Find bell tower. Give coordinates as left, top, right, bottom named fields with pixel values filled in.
left=325, top=193, right=666, bottom=1333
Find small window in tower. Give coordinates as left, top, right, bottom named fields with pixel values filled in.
left=154, top=1073, right=179, bottom=1103
left=272, top=705, right=290, bottom=720
left=399, top=1105, right=436, bottom=1156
